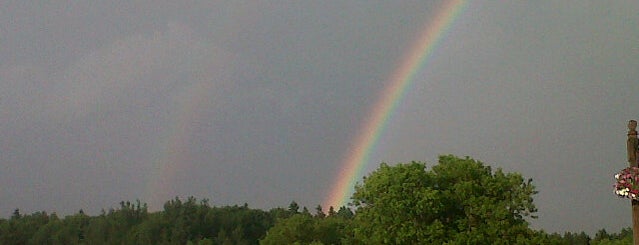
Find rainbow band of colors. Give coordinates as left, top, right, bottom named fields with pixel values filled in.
left=324, top=0, right=468, bottom=209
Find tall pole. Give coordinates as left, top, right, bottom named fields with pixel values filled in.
left=627, top=120, right=639, bottom=245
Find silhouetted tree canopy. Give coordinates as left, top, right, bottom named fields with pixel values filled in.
left=0, top=155, right=630, bottom=244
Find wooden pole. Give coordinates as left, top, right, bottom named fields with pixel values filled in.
left=626, top=120, right=639, bottom=245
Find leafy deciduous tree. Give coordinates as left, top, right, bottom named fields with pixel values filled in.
left=351, top=155, right=540, bottom=244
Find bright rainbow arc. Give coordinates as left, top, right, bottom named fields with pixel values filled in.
left=324, top=0, right=467, bottom=209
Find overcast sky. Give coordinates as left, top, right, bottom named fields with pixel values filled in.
left=1, top=0, right=638, bottom=234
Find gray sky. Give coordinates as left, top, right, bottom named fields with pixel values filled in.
left=1, top=0, right=638, bottom=234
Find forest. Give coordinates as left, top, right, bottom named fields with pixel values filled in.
left=0, top=155, right=631, bottom=244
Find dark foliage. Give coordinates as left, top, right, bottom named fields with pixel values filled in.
left=0, top=155, right=630, bottom=244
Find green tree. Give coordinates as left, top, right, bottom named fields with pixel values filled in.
left=260, top=212, right=352, bottom=245
left=335, top=207, right=354, bottom=219
left=1, top=211, right=53, bottom=244
left=350, top=155, right=540, bottom=244
left=592, top=227, right=632, bottom=245
left=327, top=207, right=336, bottom=217
left=288, top=201, right=300, bottom=214
left=301, top=207, right=310, bottom=216
left=314, top=205, right=325, bottom=219
left=595, top=229, right=611, bottom=241
left=561, top=231, right=590, bottom=245
left=260, top=214, right=316, bottom=245
left=313, top=216, right=352, bottom=245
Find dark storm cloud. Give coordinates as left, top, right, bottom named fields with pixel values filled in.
left=0, top=0, right=637, bottom=235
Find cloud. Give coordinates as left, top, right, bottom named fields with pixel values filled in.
left=45, top=21, right=232, bottom=122
left=0, top=64, right=50, bottom=123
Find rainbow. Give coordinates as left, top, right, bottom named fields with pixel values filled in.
left=324, top=0, right=468, bottom=209
left=145, top=81, right=216, bottom=207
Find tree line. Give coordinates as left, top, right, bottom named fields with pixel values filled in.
left=0, top=155, right=631, bottom=244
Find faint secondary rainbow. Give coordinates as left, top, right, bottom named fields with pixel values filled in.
left=324, top=0, right=467, bottom=209
left=145, top=81, right=216, bottom=208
